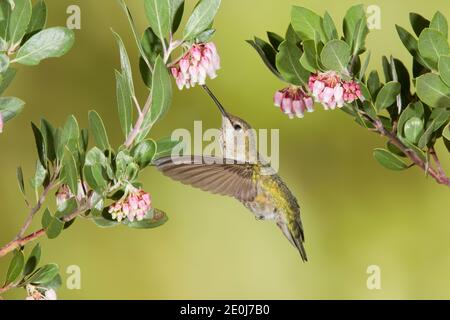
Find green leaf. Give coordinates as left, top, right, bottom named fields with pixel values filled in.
left=418, top=28, right=450, bottom=69
left=430, top=11, right=448, bottom=38
left=410, top=12, right=430, bottom=37
left=359, top=51, right=371, bottom=80
left=395, top=25, right=430, bottom=70
left=154, top=136, right=182, bottom=159
left=62, top=148, right=78, bottom=195
left=43, top=274, right=62, bottom=289
left=276, top=40, right=309, bottom=86
left=139, top=27, right=163, bottom=87
left=27, top=263, right=59, bottom=285
left=320, top=40, right=351, bottom=72
left=46, top=216, right=64, bottom=239
left=322, top=11, right=338, bottom=41
left=124, top=209, right=168, bottom=229
left=299, top=39, right=319, bottom=73
left=246, top=38, right=282, bottom=80
left=83, top=164, right=106, bottom=193
left=367, top=70, right=381, bottom=98
left=91, top=208, right=119, bottom=228
left=137, top=56, right=172, bottom=142
left=373, top=148, right=409, bottom=171
left=183, top=0, right=221, bottom=40
left=6, top=250, right=24, bottom=284
left=144, top=0, right=171, bottom=41
left=443, top=123, right=450, bottom=140
left=0, top=53, right=9, bottom=73
left=40, top=118, right=56, bottom=162
left=14, top=27, right=75, bottom=65
left=41, top=208, right=52, bottom=228
left=352, top=18, right=369, bottom=55
left=195, top=28, right=215, bottom=43
left=88, top=110, right=110, bottom=150
left=398, top=136, right=427, bottom=162
left=267, top=31, right=283, bottom=51
left=439, top=55, right=450, bottom=87
left=0, top=68, right=17, bottom=95
left=16, top=166, right=25, bottom=195
left=23, top=243, right=41, bottom=276
left=117, top=0, right=152, bottom=77
left=375, top=81, right=401, bottom=111
left=27, top=0, right=46, bottom=30
left=171, top=0, right=184, bottom=33
left=29, top=160, right=46, bottom=190
left=0, top=96, right=24, bottom=124
left=131, top=139, right=156, bottom=168
left=291, top=6, right=324, bottom=41
left=418, top=108, right=450, bottom=148
left=8, top=0, right=31, bottom=44
left=404, top=117, right=424, bottom=144
left=57, top=115, right=79, bottom=160
left=0, top=1, right=12, bottom=41
left=115, top=71, right=132, bottom=138
left=343, top=4, right=366, bottom=47
left=416, top=73, right=450, bottom=108
left=398, top=101, right=424, bottom=136
left=112, top=30, right=134, bottom=96
left=31, top=122, right=46, bottom=167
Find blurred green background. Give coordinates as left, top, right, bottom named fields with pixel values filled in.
left=1, top=0, right=449, bottom=299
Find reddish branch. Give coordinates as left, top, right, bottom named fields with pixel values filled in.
left=368, top=115, right=450, bottom=187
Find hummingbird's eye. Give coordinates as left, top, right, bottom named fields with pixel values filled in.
left=233, top=124, right=242, bottom=130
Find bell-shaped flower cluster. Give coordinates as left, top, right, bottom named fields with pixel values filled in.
left=171, top=42, right=220, bottom=90
left=108, top=189, right=152, bottom=222
left=308, top=71, right=364, bottom=110
left=273, top=86, right=314, bottom=119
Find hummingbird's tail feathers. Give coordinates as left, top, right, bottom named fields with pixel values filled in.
left=154, top=155, right=258, bottom=202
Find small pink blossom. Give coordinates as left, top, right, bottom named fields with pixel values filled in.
left=171, top=42, right=221, bottom=90
left=0, top=112, right=3, bottom=133
left=273, top=86, right=314, bottom=119
left=308, top=71, right=364, bottom=110
left=108, top=189, right=152, bottom=222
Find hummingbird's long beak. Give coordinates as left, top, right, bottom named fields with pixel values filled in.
left=201, top=85, right=231, bottom=122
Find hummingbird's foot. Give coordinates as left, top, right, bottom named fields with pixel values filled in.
left=255, top=215, right=265, bottom=221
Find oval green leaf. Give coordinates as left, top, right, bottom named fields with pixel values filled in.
left=320, top=39, right=351, bottom=72
left=14, top=27, right=75, bottom=66
left=416, top=73, right=450, bottom=108
left=373, top=148, right=409, bottom=171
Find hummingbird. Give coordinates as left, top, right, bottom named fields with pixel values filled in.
left=154, top=85, right=307, bottom=261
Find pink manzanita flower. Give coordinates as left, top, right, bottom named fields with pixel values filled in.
left=108, top=189, right=152, bottom=222
left=274, top=86, right=314, bottom=119
left=0, top=112, right=3, bottom=133
left=171, top=42, right=220, bottom=90
left=342, top=79, right=364, bottom=103
left=308, top=71, right=364, bottom=110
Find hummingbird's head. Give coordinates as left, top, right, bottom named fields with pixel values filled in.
left=202, top=85, right=258, bottom=163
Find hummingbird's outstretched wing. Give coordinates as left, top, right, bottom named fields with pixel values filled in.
left=154, top=156, right=258, bottom=202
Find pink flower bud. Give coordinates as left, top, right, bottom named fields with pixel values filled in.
left=109, top=189, right=152, bottom=222
left=0, top=112, right=3, bottom=133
